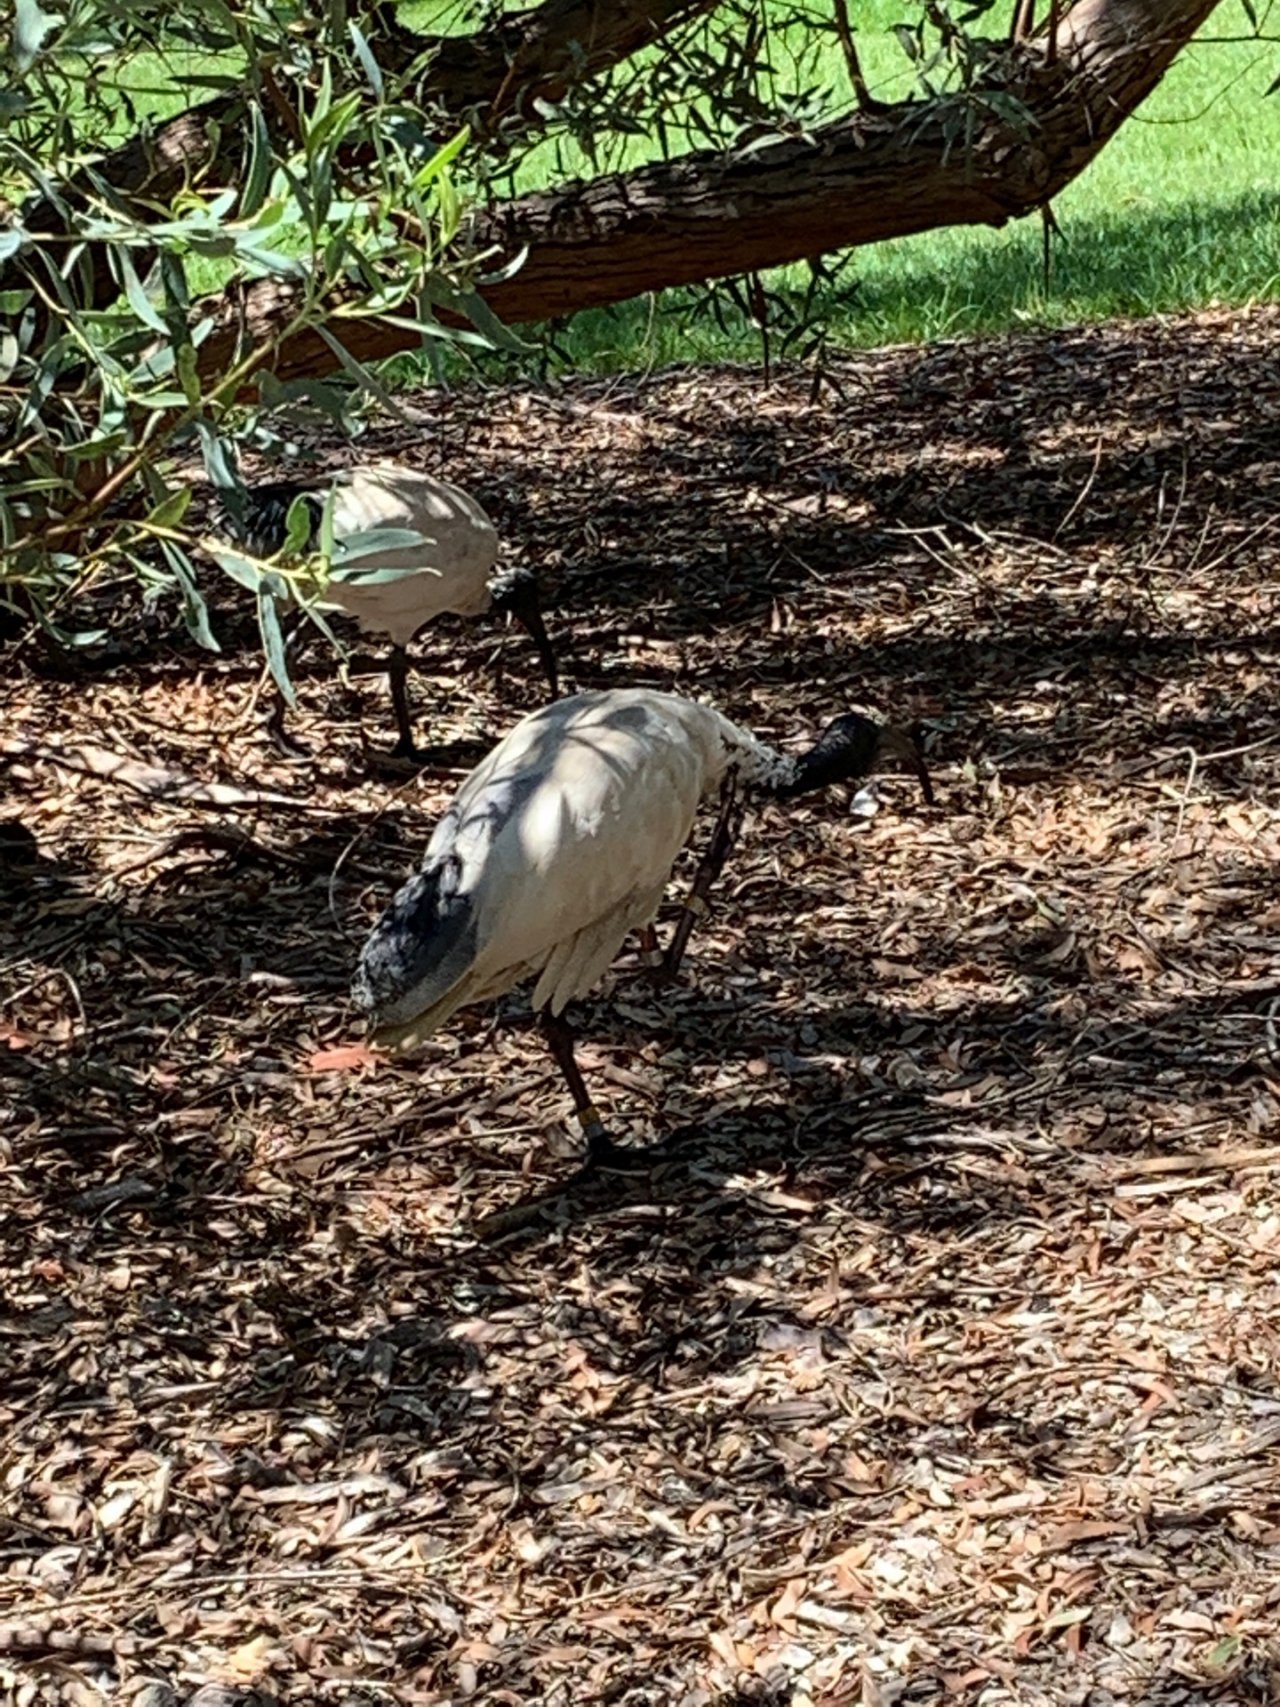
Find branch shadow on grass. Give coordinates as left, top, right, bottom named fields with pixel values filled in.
left=530, top=187, right=1280, bottom=379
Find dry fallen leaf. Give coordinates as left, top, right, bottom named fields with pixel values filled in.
left=305, top=1041, right=378, bottom=1073
left=769, top=1577, right=807, bottom=1633
left=215, top=1634, right=281, bottom=1684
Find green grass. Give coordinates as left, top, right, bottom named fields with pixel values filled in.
left=480, top=0, right=1280, bottom=372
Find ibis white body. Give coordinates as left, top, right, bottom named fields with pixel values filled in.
left=353, top=689, right=797, bottom=1050
left=311, top=462, right=500, bottom=646
left=229, top=459, right=557, bottom=758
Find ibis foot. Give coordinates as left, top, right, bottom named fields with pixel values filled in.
left=585, top=1129, right=669, bottom=1175
left=636, top=924, right=676, bottom=986
left=644, top=962, right=679, bottom=988
left=265, top=699, right=312, bottom=762
left=539, top=1008, right=668, bottom=1175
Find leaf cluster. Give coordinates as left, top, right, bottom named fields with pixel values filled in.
left=0, top=0, right=490, bottom=689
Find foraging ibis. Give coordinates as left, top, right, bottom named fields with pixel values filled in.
left=353, top=688, right=933, bottom=1169
left=228, top=461, right=559, bottom=760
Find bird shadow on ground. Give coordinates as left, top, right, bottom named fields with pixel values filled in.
left=410, top=955, right=1277, bottom=1256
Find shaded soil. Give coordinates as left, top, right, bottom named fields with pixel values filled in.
left=4, top=302, right=1280, bottom=1706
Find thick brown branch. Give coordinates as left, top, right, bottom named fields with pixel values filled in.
left=192, top=0, right=1224, bottom=388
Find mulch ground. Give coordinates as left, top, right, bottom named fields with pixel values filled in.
left=4, top=302, right=1280, bottom=1707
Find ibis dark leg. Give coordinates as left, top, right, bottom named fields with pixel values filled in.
left=539, top=1010, right=653, bottom=1172
left=637, top=924, right=663, bottom=970
left=387, top=644, right=419, bottom=759
left=661, top=780, right=744, bottom=980
left=514, top=606, right=560, bottom=701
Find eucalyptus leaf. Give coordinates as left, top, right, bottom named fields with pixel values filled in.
left=196, top=423, right=239, bottom=494
left=207, top=545, right=268, bottom=592
left=305, top=89, right=362, bottom=162
left=240, top=102, right=272, bottom=219
left=64, top=431, right=128, bottom=461
left=284, top=495, right=316, bottom=554
left=297, top=599, right=347, bottom=654
left=159, top=251, right=190, bottom=313
left=183, top=232, right=239, bottom=259
left=48, top=623, right=113, bottom=648
left=318, top=488, right=337, bottom=562
left=234, top=243, right=308, bottom=279
left=349, top=21, right=383, bottom=99
left=331, top=563, right=428, bottom=586
left=413, top=127, right=470, bottom=190
left=448, top=288, right=536, bottom=354
left=258, top=583, right=295, bottom=705
left=115, top=248, right=168, bottom=333
left=176, top=343, right=201, bottom=406
left=335, top=525, right=432, bottom=561
left=161, top=538, right=221, bottom=652
left=145, top=487, right=193, bottom=531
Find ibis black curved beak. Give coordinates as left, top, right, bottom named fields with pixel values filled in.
left=876, top=723, right=935, bottom=807
left=491, top=568, right=560, bottom=700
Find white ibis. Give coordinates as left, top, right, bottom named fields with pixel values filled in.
left=352, top=687, right=933, bottom=1169
left=227, top=461, right=559, bottom=760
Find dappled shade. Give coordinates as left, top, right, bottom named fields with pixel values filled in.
left=4, top=305, right=1280, bottom=1700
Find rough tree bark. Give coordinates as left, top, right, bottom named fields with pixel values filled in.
left=195, top=0, right=1222, bottom=387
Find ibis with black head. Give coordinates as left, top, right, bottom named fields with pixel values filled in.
left=352, top=687, right=934, bottom=1169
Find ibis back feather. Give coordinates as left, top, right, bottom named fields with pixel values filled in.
left=318, top=463, right=500, bottom=646
left=354, top=689, right=780, bottom=1052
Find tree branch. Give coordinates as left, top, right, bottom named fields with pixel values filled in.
left=10, top=0, right=719, bottom=307
left=190, top=0, right=1224, bottom=388
left=87, top=0, right=718, bottom=204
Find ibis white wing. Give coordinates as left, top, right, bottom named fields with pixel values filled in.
left=320, top=464, right=500, bottom=645
left=356, top=691, right=738, bottom=1050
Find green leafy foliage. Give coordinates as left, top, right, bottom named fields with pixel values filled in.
left=0, top=0, right=484, bottom=684
left=6, top=0, right=1270, bottom=681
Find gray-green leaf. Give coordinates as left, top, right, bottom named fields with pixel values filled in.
left=258, top=585, right=295, bottom=705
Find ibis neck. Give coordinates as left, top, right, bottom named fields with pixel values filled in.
left=718, top=729, right=804, bottom=799
left=722, top=718, right=881, bottom=802
left=769, top=744, right=853, bottom=801
left=233, top=484, right=321, bottom=557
